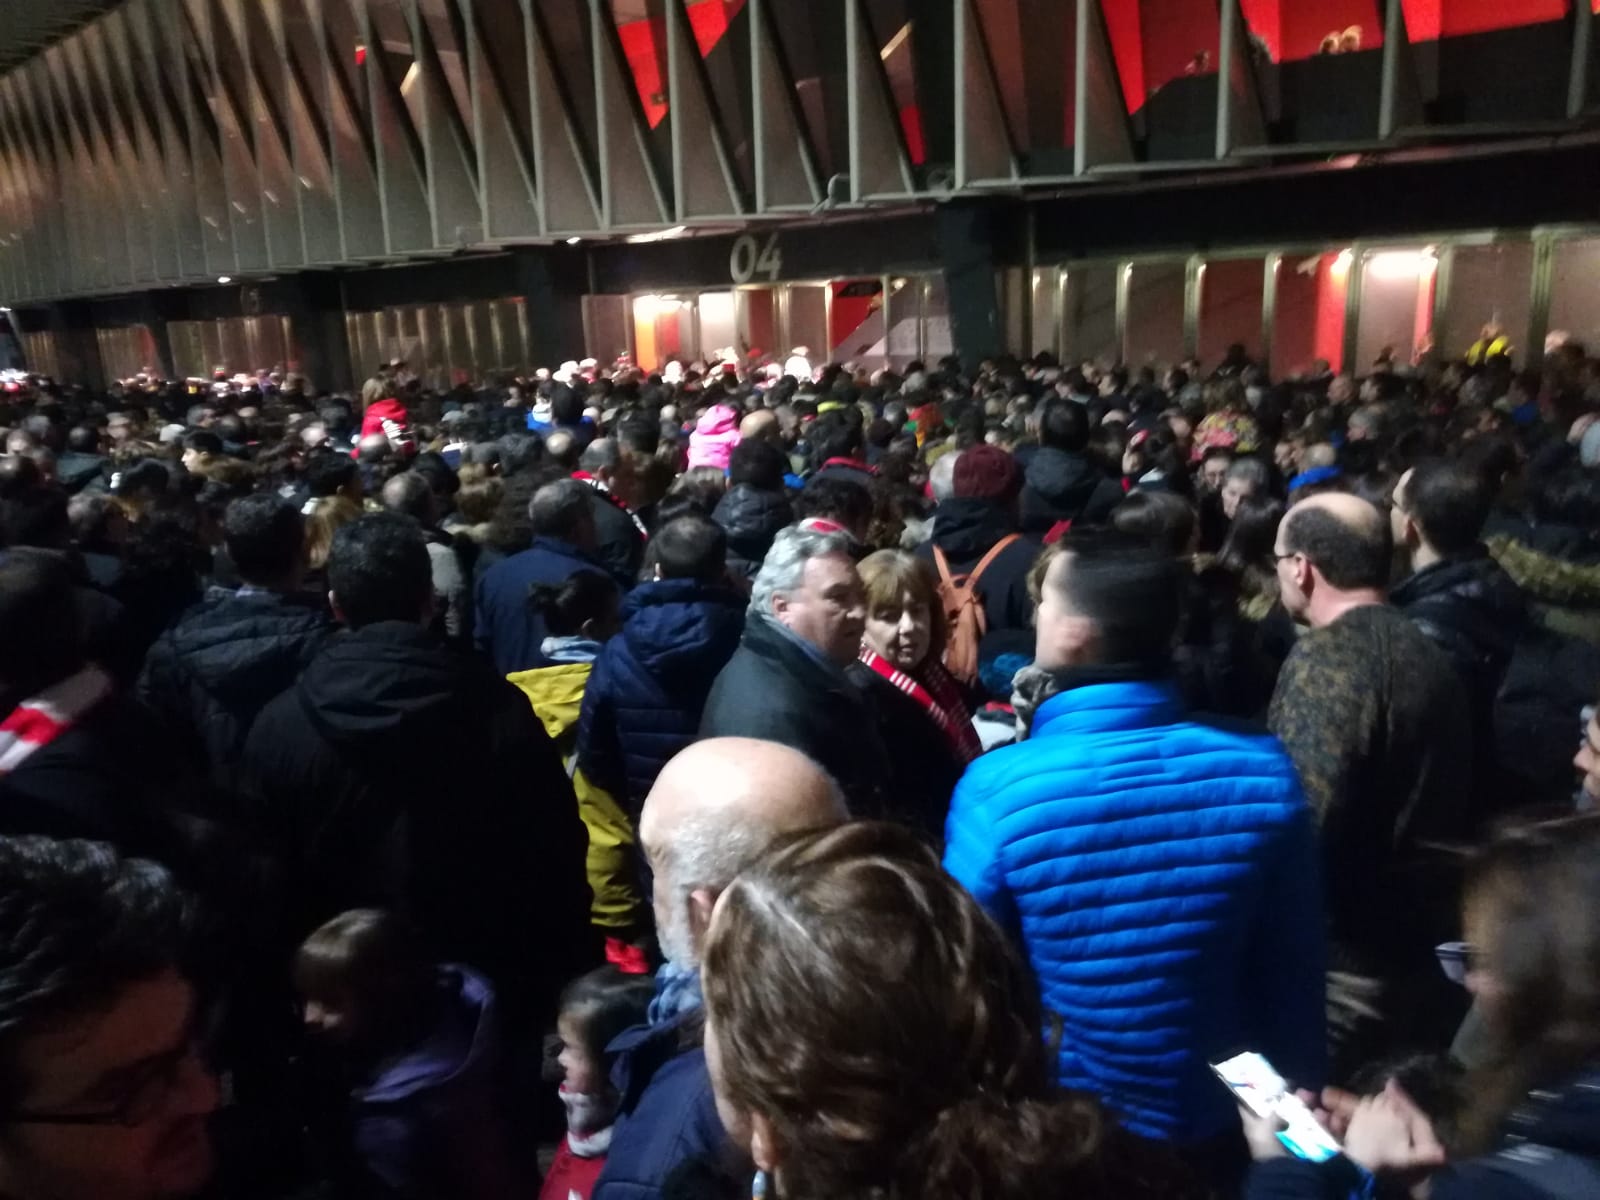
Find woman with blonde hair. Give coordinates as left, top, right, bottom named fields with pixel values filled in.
left=845, top=549, right=980, bottom=841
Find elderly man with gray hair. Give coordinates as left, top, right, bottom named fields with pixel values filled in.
left=699, top=525, right=888, bottom=811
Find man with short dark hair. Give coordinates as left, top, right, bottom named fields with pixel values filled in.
left=475, top=478, right=619, bottom=674
left=243, top=514, right=594, bottom=1024
left=944, top=532, right=1321, bottom=1165
left=0, top=837, right=219, bottom=1200
left=138, top=494, right=333, bottom=787
left=576, top=437, right=646, bottom=582
left=1390, top=460, right=1527, bottom=817
left=1018, top=398, right=1124, bottom=534
left=380, top=471, right=469, bottom=644
left=806, top=410, right=874, bottom=491
left=1269, top=492, right=1473, bottom=1076
left=578, top=515, right=745, bottom=812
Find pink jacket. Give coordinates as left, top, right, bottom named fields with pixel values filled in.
left=687, top=405, right=741, bottom=472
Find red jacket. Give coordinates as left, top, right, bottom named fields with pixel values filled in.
left=361, top=397, right=409, bottom=440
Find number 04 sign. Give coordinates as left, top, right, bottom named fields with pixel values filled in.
left=729, top=233, right=783, bottom=284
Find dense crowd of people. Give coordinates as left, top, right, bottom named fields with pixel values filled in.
left=0, top=338, right=1599, bottom=1199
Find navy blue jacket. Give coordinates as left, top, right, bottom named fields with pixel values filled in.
left=944, top=678, right=1324, bottom=1143
left=472, top=537, right=617, bottom=675
left=577, top=579, right=744, bottom=812
left=593, top=1014, right=725, bottom=1200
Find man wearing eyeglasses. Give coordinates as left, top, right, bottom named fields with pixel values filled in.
left=1268, top=492, right=1473, bottom=1081
left=0, top=837, right=218, bottom=1200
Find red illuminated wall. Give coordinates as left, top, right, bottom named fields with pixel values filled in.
left=1100, top=0, right=1220, bottom=113
left=830, top=282, right=881, bottom=356
left=1273, top=254, right=1349, bottom=376
left=617, top=0, right=747, bottom=130
left=1401, top=0, right=1565, bottom=42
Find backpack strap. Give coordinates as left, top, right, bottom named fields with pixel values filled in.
left=964, top=534, right=1022, bottom=589
left=931, top=543, right=957, bottom=588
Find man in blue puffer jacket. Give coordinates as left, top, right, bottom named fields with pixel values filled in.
left=944, top=531, right=1324, bottom=1171
left=578, top=515, right=745, bottom=814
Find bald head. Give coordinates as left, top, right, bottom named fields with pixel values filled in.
left=640, top=738, right=848, bottom=968
left=1279, top=492, right=1391, bottom=593
left=739, top=409, right=780, bottom=445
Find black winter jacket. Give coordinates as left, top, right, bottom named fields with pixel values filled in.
left=1247, top=1063, right=1600, bottom=1200
left=844, top=664, right=965, bottom=843
left=1391, top=549, right=1527, bottom=825
left=240, top=621, right=594, bottom=1025
left=1017, top=446, right=1124, bottom=534
left=699, top=613, right=889, bottom=813
left=1391, top=549, right=1526, bottom=717
left=138, top=589, right=334, bottom=789
left=711, top=484, right=792, bottom=581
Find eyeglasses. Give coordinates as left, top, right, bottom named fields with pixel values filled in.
left=4, top=1037, right=205, bottom=1128
left=1273, top=551, right=1300, bottom=563
left=1435, top=941, right=1479, bottom=987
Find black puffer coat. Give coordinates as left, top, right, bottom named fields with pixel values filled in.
left=138, top=589, right=334, bottom=789
left=712, top=483, right=793, bottom=581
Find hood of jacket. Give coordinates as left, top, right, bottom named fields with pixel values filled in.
left=359, top=964, right=497, bottom=1104
left=1490, top=534, right=1600, bottom=608
left=505, top=661, right=592, bottom=741
left=693, top=405, right=738, bottom=438
left=930, top=497, right=1017, bottom=562
left=713, top=485, right=792, bottom=552
left=620, top=579, right=745, bottom=676
left=1023, top=446, right=1108, bottom=509
left=294, top=621, right=474, bottom=747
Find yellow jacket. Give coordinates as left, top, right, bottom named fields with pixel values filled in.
left=506, top=663, right=641, bottom=933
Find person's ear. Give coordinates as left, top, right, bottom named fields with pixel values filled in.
left=687, top=886, right=718, bottom=951
left=1293, top=557, right=1315, bottom=597
left=770, top=591, right=791, bottom=623
left=750, top=1112, right=781, bottom=1174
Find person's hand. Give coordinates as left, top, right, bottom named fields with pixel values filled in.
left=1239, top=1103, right=1288, bottom=1162
left=1342, top=1081, right=1446, bottom=1175
left=1298, top=1086, right=1360, bottom=1139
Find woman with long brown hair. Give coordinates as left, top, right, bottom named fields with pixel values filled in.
left=1247, top=811, right=1600, bottom=1198
left=700, top=821, right=1201, bottom=1200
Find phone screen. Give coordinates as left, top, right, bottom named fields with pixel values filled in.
left=1212, top=1051, right=1342, bottom=1163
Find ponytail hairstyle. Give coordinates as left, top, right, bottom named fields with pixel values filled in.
left=1456, top=812, right=1600, bottom=1153
left=701, top=821, right=1198, bottom=1200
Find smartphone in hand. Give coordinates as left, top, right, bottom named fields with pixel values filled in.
left=1212, top=1050, right=1342, bottom=1163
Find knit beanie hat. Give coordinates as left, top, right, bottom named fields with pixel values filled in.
left=952, top=443, right=1022, bottom=502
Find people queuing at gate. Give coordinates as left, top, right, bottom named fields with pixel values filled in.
left=0, top=334, right=1599, bottom=1199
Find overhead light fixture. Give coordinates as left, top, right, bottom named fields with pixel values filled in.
left=216, top=275, right=232, bottom=284
left=565, top=236, right=582, bottom=245
left=625, top=225, right=687, bottom=244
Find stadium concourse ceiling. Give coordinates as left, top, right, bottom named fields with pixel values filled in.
left=0, top=1, right=118, bottom=75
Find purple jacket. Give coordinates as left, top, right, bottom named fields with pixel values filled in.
left=353, top=965, right=532, bottom=1200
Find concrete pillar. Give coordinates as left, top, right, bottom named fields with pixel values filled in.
left=937, top=202, right=1004, bottom=367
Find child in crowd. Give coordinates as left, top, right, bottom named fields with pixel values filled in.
left=506, top=573, right=648, bottom=972
left=294, top=909, right=532, bottom=1200
left=540, top=967, right=657, bottom=1200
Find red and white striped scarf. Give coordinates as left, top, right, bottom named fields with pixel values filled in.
left=857, top=647, right=982, bottom=764
left=0, top=665, right=113, bottom=777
